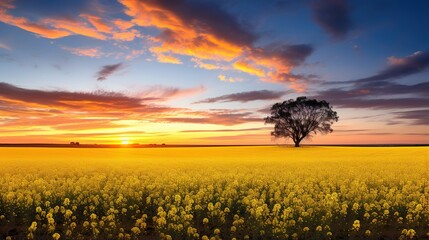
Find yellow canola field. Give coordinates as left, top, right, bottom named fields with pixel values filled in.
left=0, top=146, right=428, bottom=239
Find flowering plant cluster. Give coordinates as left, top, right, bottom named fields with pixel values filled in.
left=0, top=147, right=428, bottom=239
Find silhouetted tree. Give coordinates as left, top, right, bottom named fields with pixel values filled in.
left=265, top=96, right=338, bottom=147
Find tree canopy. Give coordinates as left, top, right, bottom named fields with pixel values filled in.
left=265, top=96, right=338, bottom=147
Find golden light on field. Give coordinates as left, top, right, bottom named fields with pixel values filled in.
left=0, top=146, right=428, bottom=239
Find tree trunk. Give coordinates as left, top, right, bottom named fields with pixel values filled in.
left=294, top=140, right=300, bottom=147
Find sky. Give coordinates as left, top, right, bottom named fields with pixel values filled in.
left=0, top=0, right=428, bottom=145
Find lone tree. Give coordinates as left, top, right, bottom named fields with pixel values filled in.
left=265, top=96, right=338, bottom=147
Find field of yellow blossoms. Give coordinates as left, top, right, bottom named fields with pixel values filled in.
left=0, top=146, right=428, bottom=239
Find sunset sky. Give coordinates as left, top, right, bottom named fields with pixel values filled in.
left=0, top=0, right=428, bottom=145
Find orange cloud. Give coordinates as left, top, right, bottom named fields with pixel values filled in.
left=81, top=14, right=113, bottom=33
left=150, top=47, right=182, bottom=64
left=233, top=60, right=265, bottom=77
left=0, top=9, right=71, bottom=39
left=0, top=7, right=106, bottom=40
left=218, top=74, right=226, bottom=81
left=112, top=29, right=140, bottom=41
left=41, top=18, right=107, bottom=40
left=191, top=58, right=220, bottom=70
left=119, top=0, right=244, bottom=63
left=63, top=47, right=103, bottom=58
left=155, top=54, right=182, bottom=64
left=113, top=19, right=134, bottom=30
left=118, top=1, right=313, bottom=90
left=217, top=74, right=240, bottom=83
left=0, top=3, right=109, bottom=40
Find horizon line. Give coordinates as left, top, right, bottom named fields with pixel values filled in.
left=0, top=143, right=428, bottom=148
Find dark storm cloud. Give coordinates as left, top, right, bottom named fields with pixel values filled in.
left=354, top=51, right=429, bottom=83
left=96, top=63, right=123, bottom=81
left=312, top=0, right=353, bottom=39
left=194, top=90, right=289, bottom=104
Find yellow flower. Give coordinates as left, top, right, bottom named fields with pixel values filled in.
left=65, top=210, right=73, bottom=218
left=52, top=233, right=61, bottom=240
left=352, top=220, right=360, bottom=230
left=131, top=227, right=141, bottom=235
left=83, top=221, right=90, bottom=228
left=407, top=229, right=416, bottom=238
left=35, top=207, right=42, bottom=213
left=28, top=221, right=37, bottom=232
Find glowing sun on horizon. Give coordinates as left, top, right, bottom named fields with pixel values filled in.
left=120, top=138, right=130, bottom=145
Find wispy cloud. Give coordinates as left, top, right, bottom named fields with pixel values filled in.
left=314, top=81, right=429, bottom=111
left=40, top=17, right=107, bottom=40
left=80, top=14, right=113, bottom=33
left=195, top=90, right=289, bottom=103
left=0, top=2, right=133, bottom=41
left=217, top=74, right=241, bottom=83
left=192, top=58, right=220, bottom=70
left=312, top=0, right=353, bottom=39
left=0, top=82, right=143, bottom=111
left=0, top=42, right=11, bottom=50
left=394, top=109, right=429, bottom=125
left=138, top=85, right=206, bottom=101
left=96, top=63, right=124, bottom=81
left=63, top=46, right=104, bottom=58
left=353, top=51, right=429, bottom=83
left=163, top=110, right=262, bottom=126
left=152, top=51, right=182, bottom=64
left=0, top=8, right=71, bottom=38
left=181, top=127, right=270, bottom=133
left=233, top=60, right=265, bottom=77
